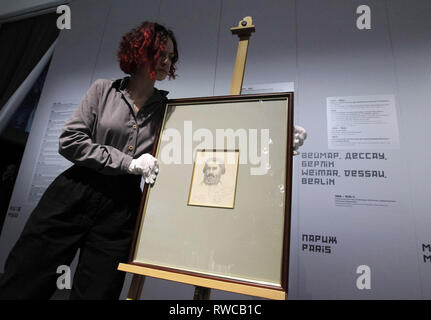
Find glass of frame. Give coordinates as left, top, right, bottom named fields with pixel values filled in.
left=127, top=93, right=294, bottom=299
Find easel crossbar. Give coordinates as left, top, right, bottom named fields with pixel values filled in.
left=118, top=263, right=286, bottom=300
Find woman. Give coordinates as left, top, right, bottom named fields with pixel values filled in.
left=0, top=22, right=178, bottom=300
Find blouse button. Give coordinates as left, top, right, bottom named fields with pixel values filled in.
left=129, top=146, right=134, bottom=151
left=132, top=124, right=137, bottom=130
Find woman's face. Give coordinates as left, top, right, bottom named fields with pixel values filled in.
left=154, top=37, right=175, bottom=81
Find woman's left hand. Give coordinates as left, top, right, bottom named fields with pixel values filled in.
left=293, top=125, right=307, bottom=156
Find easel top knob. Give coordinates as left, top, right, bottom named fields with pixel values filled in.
left=230, top=16, right=255, bottom=37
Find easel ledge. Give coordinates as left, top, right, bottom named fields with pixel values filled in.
left=118, top=263, right=287, bottom=300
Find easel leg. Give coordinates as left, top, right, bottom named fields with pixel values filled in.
left=126, top=274, right=146, bottom=300
left=193, top=286, right=211, bottom=300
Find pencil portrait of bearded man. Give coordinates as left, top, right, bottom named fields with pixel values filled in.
left=188, top=151, right=239, bottom=209
left=201, top=157, right=225, bottom=187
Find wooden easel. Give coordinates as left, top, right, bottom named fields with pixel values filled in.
left=122, top=16, right=256, bottom=301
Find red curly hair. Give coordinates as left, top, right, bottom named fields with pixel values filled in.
left=117, top=22, right=178, bottom=79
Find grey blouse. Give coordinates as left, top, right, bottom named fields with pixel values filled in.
left=59, top=77, right=168, bottom=175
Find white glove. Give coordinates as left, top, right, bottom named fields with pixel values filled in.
left=128, top=153, right=159, bottom=184
left=293, top=125, right=307, bottom=156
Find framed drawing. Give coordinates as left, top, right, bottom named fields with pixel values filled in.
left=188, top=149, right=240, bottom=209
left=122, top=93, right=294, bottom=300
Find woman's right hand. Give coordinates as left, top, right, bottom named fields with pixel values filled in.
left=128, top=153, right=159, bottom=184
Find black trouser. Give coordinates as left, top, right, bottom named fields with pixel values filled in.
left=0, top=165, right=142, bottom=300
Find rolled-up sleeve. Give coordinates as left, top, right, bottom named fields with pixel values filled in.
left=59, top=80, right=133, bottom=175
